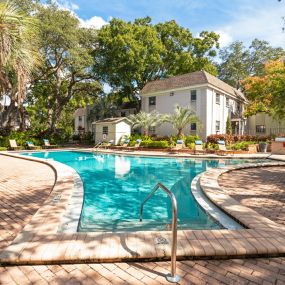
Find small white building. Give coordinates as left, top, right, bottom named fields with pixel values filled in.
left=92, top=117, right=131, bottom=145
left=140, top=71, right=247, bottom=139
left=74, top=108, right=90, bottom=135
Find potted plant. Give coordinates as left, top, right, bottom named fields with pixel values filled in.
left=258, top=136, right=269, bottom=153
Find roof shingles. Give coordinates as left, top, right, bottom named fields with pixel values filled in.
left=141, top=71, right=246, bottom=101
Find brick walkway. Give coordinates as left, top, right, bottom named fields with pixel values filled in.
left=0, top=155, right=285, bottom=285
left=219, top=166, right=285, bottom=226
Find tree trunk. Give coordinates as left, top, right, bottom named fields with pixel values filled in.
left=177, top=128, right=183, bottom=138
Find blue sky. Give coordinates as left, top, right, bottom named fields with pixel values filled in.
left=55, top=0, right=285, bottom=47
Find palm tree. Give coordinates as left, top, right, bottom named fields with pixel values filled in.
left=0, top=1, right=39, bottom=128
left=128, top=111, right=166, bottom=136
left=166, top=105, right=199, bottom=138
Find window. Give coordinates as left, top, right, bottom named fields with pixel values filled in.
left=191, top=90, right=197, bottom=102
left=216, top=93, right=220, bottom=104
left=170, top=92, right=174, bottom=96
left=226, top=97, right=230, bottom=108
left=121, top=111, right=126, bottom=117
left=102, top=126, right=108, bottom=135
left=149, top=126, right=156, bottom=135
left=149, top=96, right=156, bottom=106
left=256, top=125, right=266, bottom=133
left=190, top=123, right=197, bottom=131
left=78, top=116, right=82, bottom=122
left=215, top=120, right=220, bottom=132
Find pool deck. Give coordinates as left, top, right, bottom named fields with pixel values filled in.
left=0, top=150, right=285, bottom=267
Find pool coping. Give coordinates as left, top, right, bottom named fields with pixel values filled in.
left=0, top=151, right=285, bottom=265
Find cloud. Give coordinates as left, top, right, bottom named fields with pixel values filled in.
left=79, top=16, right=109, bottom=29
left=56, top=0, right=79, bottom=11
left=214, top=29, right=233, bottom=47
left=214, top=2, right=285, bottom=48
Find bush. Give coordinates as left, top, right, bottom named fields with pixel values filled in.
left=230, top=141, right=257, bottom=150
left=0, top=146, right=7, bottom=151
left=140, top=140, right=170, bottom=148
left=185, top=135, right=201, bottom=146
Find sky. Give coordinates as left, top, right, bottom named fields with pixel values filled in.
left=54, top=0, right=285, bottom=48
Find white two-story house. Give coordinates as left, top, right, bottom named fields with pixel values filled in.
left=140, top=71, right=247, bottom=139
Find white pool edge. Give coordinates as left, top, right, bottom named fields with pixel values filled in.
left=191, top=173, right=243, bottom=230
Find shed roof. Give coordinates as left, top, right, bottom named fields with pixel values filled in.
left=92, top=117, right=131, bottom=125
left=141, top=71, right=246, bottom=101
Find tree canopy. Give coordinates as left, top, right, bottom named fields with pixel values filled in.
left=93, top=17, right=219, bottom=102
left=218, top=39, right=285, bottom=89
left=28, top=3, right=102, bottom=133
left=242, top=60, right=285, bottom=120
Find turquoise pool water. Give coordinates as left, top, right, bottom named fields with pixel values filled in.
left=22, top=151, right=260, bottom=232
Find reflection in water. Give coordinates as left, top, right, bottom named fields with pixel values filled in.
left=21, top=151, right=266, bottom=232
left=115, top=156, right=131, bottom=178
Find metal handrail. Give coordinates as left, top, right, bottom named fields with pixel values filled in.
left=140, top=183, right=181, bottom=283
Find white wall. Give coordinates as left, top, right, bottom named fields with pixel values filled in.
left=94, top=121, right=131, bottom=145
left=115, top=121, right=131, bottom=145
left=141, top=86, right=244, bottom=139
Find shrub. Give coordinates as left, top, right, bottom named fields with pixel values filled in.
left=230, top=141, right=257, bottom=150
left=141, top=140, right=169, bottom=148
left=0, top=146, right=7, bottom=151
left=185, top=135, right=201, bottom=146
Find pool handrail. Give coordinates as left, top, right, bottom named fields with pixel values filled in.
left=140, top=182, right=180, bottom=283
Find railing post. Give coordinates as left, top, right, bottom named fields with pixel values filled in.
left=140, top=183, right=181, bottom=283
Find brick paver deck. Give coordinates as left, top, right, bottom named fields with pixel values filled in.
left=0, top=156, right=55, bottom=251
left=0, top=154, right=285, bottom=284
left=219, top=166, right=285, bottom=226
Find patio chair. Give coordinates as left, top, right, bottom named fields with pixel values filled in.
left=217, top=140, right=234, bottom=155
left=9, top=139, right=21, bottom=150
left=104, top=140, right=114, bottom=149
left=194, top=140, right=206, bottom=155
left=43, top=139, right=58, bottom=149
left=171, top=140, right=184, bottom=152
left=26, top=141, right=40, bottom=150
left=127, top=139, right=142, bottom=151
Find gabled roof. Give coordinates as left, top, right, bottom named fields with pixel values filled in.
left=92, top=117, right=131, bottom=125
left=74, top=108, right=86, bottom=117
left=141, top=71, right=246, bottom=101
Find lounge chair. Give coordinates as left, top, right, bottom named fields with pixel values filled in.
left=134, top=139, right=142, bottom=148
left=126, top=139, right=142, bottom=150
left=194, top=140, right=206, bottom=154
left=104, top=140, right=114, bottom=149
left=26, top=141, right=40, bottom=150
left=171, top=140, right=184, bottom=152
left=9, top=139, right=21, bottom=150
left=217, top=140, right=234, bottom=155
left=43, top=139, right=58, bottom=149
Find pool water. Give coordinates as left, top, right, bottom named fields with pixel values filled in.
left=22, top=151, right=260, bottom=232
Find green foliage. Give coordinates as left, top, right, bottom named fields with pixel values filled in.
left=226, top=117, right=232, bottom=135
left=230, top=141, right=256, bottom=150
left=140, top=140, right=170, bottom=148
left=128, top=111, right=166, bottom=136
left=94, top=17, right=219, bottom=98
left=0, top=130, right=41, bottom=147
left=0, top=146, right=7, bottom=151
left=166, top=105, right=200, bottom=138
left=27, top=3, right=102, bottom=133
left=218, top=39, right=285, bottom=89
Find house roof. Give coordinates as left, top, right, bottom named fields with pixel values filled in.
left=74, top=108, right=86, bottom=117
left=92, top=117, right=131, bottom=125
left=141, top=71, right=246, bottom=101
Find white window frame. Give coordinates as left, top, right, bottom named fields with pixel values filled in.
left=216, top=93, right=220, bottom=104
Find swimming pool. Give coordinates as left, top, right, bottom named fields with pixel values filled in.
left=22, top=151, right=260, bottom=232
